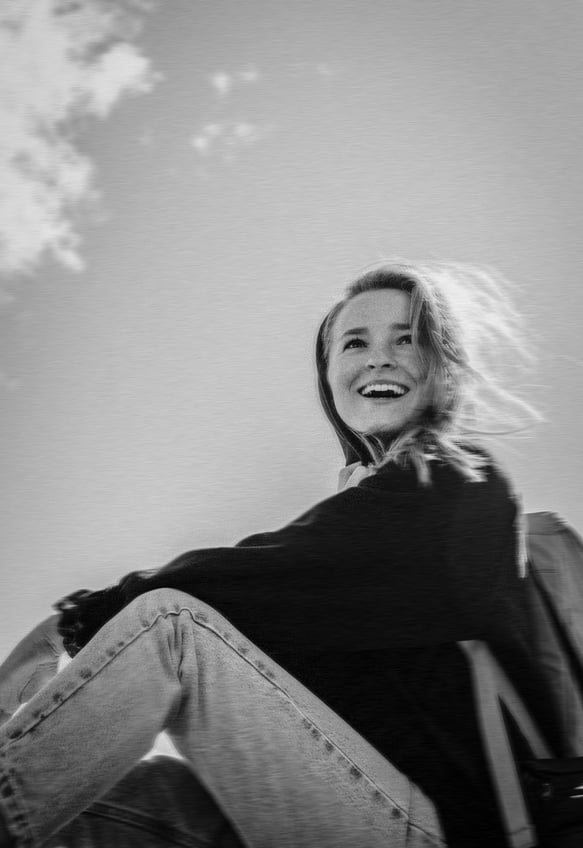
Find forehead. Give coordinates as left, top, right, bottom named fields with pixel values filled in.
left=332, top=289, right=412, bottom=338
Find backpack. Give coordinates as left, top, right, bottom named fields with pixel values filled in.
left=461, top=511, right=583, bottom=848
left=525, top=511, right=583, bottom=756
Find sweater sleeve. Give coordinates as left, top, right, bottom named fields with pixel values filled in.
left=57, top=461, right=521, bottom=657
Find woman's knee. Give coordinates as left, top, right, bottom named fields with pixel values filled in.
left=122, top=588, right=224, bottom=629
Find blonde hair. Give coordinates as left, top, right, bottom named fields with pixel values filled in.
left=315, top=259, right=542, bottom=486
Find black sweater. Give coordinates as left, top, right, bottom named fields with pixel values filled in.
left=58, top=456, right=560, bottom=847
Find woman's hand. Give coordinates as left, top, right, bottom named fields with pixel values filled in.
left=0, top=614, right=63, bottom=723
left=54, top=587, right=125, bottom=657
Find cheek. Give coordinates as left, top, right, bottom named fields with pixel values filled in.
left=326, top=360, right=344, bottom=393
left=326, top=369, right=352, bottom=417
left=328, top=378, right=345, bottom=413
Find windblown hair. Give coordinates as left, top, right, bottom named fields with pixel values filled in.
left=316, top=260, right=542, bottom=485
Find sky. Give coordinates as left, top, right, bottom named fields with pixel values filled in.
left=1, top=0, right=583, bottom=665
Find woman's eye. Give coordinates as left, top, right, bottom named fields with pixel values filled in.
left=343, top=338, right=365, bottom=350
left=396, top=334, right=412, bottom=346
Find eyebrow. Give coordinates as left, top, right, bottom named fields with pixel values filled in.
left=339, top=323, right=411, bottom=338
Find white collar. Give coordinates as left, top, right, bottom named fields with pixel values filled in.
left=337, top=462, right=376, bottom=492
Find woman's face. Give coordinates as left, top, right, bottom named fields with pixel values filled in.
left=326, top=289, right=427, bottom=443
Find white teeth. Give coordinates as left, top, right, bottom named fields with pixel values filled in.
left=360, top=383, right=408, bottom=397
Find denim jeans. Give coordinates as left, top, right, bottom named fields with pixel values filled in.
left=46, top=756, right=244, bottom=847
left=0, top=589, right=445, bottom=847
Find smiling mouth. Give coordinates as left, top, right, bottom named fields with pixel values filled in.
left=358, top=382, right=410, bottom=400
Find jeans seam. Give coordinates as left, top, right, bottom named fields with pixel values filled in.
left=1, top=595, right=429, bottom=844
left=176, top=605, right=416, bottom=827
left=0, top=751, right=37, bottom=847
left=2, top=607, right=195, bottom=740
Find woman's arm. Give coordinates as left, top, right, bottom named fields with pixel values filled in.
left=0, top=614, right=63, bottom=723
left=56, top=460, right=520, bottom=659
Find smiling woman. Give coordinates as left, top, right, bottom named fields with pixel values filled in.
left=317, top=261, right=541, bottom=485
left=0, top=259, right=559, bottom=848
left=325, top=288, right=426, bottom=448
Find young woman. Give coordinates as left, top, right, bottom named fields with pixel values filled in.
left=0, top=261, right=563, bottom=847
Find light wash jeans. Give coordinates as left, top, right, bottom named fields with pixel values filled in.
left=0, top=589, right=445, bottom=848
left=46, top=755, right=244, bottom=847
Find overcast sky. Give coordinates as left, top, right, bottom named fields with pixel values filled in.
left=1, top=0, right=583, bottom=661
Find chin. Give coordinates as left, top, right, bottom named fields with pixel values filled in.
left=365, top=421, right=407, bottom=437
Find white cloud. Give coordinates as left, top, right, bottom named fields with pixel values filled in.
left=0, top=0, right=157, bottom=277
left=232, top=122, right=264, bottom=143
left=189, top=120, right=273, bottom=164
left=208, top=67, right=260, bottom=98
left=191, top=135, right=210, bottom=154
left=237, top=67, right=260, bottom=84
left=191, top=123, right=223, bottom=155
left=83, top=42, right=153, bottom=117
left=209, top=71, right=232, bottom=96
left=204, top=123, right=222, bottom=138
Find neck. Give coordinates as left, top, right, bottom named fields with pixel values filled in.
left=362, top=430, right=401, bottom=464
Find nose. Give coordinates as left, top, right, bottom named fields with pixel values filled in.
left=365, top=344, right=397, bottom=369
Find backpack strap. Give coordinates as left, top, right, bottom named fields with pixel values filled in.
left=525, top=511, right=583, bottom=753
left=459, top=640, right=551, bottom=848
